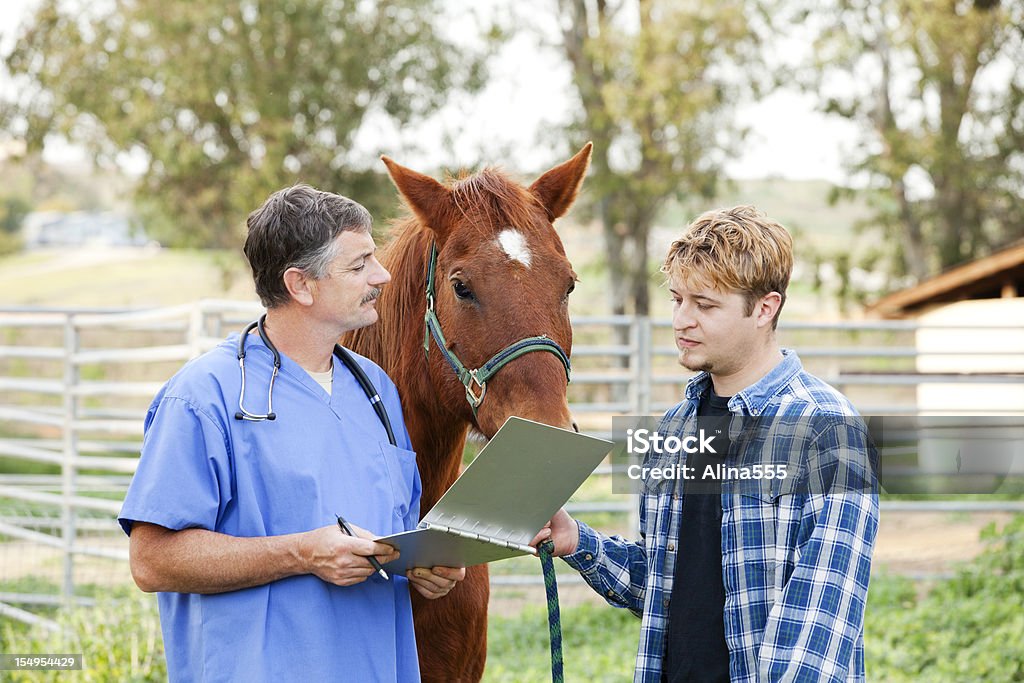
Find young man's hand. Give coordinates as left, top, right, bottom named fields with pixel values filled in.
left=530, top=508, right=579, bottom=557
left=406, top=566, right=466, bottom=599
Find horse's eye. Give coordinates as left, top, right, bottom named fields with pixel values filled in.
left=563, top=282, right=575, bottom=301
left=452, top=280, right=474, bottom=301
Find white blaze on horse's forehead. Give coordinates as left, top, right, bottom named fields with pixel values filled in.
left=496, top=229, right=532, bottom=268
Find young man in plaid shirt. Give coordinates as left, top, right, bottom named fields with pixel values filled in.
left=535, top=206, right=878, bottom=682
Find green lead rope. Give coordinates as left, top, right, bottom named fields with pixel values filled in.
left=537, top=540, right=564, bottom=683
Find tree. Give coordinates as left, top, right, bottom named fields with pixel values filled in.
left=794, top=0, right=1024, bottom=283
left=2, top=0, right=488, bottom=247
left=1, top=195, right=31, bottom=236
left=552, top=0, right=763, bottom=316
left=0, top=194, right=31, bottom=255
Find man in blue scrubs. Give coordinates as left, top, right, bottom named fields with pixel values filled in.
left=119, top=185, right=465, bottom=682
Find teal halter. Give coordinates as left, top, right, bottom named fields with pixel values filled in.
left=423, top=242, right=572, bottom=414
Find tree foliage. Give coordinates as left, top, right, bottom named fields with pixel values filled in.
left=553, top=0, right=764, bottom=315
left=2, top=0, right=487, bottom=247
left=793, top=0, right=1024, bottom=283
left=0, top=162, right=34, bottom=256
left=0, top=195, right=29, bottom=255
left=0, top=196, right=30, bottom=236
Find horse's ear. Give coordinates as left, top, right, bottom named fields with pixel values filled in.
left=529, top=142, right=592, bottom=221
left=381, top=156, right=454, bottom=239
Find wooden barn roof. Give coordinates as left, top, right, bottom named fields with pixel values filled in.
left=867, top=240, right=1024, bottom=318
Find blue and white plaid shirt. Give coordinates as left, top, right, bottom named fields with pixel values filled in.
left=564, top=350, right=878, bottom=682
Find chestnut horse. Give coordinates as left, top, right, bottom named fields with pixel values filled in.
left=343, top=143, right=592, bottom=682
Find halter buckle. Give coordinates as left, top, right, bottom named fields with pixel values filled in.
left=465, top=371, right=487, bottom=409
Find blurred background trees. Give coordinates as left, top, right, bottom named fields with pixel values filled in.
left=553, top=0, right=765, bottom=316
left=2, top=0, right=489, bottom=247
left=790, top=0, right=1024, bottom=286
left=2, top=0, right=1023, bottom=308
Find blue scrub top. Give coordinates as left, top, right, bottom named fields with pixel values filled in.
left=119, top=333, right=422, bottom=683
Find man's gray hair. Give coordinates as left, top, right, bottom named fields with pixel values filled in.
left=244, top=184, right=373, bottom=308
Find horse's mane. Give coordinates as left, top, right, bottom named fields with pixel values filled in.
left=345, top=167, right=548, bottom=377
left=447, top=167, right=546, bottom=238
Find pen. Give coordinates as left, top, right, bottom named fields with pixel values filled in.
left=335, top=514, right=390, bottom=580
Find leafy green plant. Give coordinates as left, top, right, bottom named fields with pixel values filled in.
left=0, top=591, right=165, bottom=682
left=867, top=515, right=1024, bottom=681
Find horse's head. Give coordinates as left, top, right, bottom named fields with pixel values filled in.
left=381, top=144, right=591, bottom=438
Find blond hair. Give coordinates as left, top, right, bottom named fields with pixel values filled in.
left=661, top=206, right=793, bottom=329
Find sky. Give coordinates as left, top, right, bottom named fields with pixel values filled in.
left=0, top=0, right=862, bottom=184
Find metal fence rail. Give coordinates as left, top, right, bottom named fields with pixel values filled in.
left=1, top=303, right=1022, bottom=628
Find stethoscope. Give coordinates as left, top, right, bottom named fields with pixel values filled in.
left=234, top=314, right=397, bottom=447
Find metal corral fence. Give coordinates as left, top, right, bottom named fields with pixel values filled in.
left=1, top=302, right=1023, bottom=626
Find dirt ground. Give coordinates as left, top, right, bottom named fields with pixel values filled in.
left=872, top=510, right=1013, bottom=575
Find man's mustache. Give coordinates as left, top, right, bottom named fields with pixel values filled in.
left=361, top=288, right=382, bottom=304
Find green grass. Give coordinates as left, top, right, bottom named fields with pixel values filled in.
left=0, top=590, right=165, bottom=682
left=0, top=575, right=65, bottom=597
left=484, top=602, right=640, bottom=682
left=0, top=248, right=253, bottom=308
left=0, top=456, right=59, bottom=476
left=2, top=515, right=1021, bottom=680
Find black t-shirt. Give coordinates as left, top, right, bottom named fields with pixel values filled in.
left=662, top=388, right=731, bottom=683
